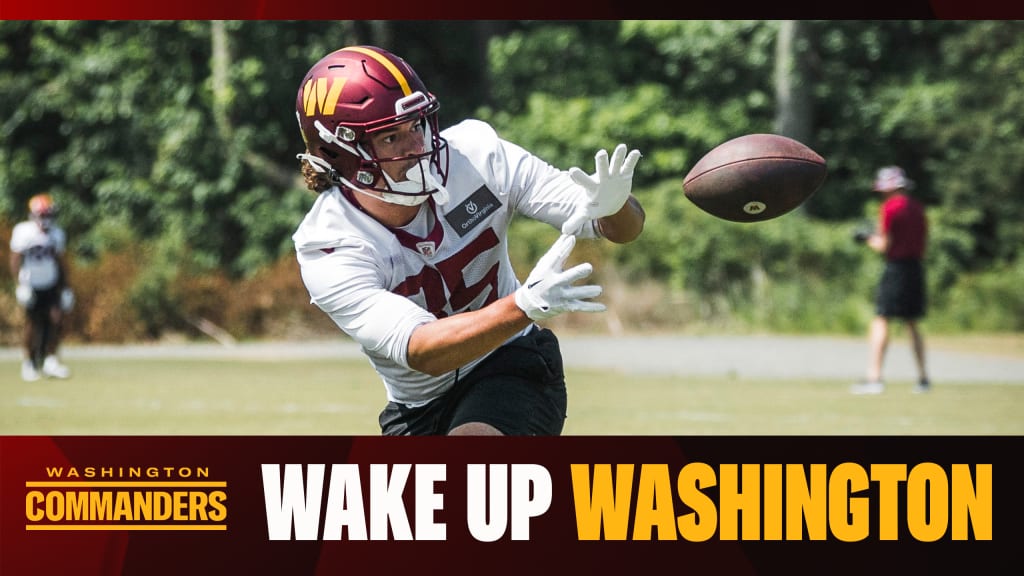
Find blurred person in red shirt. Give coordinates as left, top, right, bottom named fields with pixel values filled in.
left=851, top=166, right=930, bottom=395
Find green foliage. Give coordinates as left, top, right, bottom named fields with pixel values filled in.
left=931, top=259, right=1024, bottom=332
left=486, top=22, right=627, bottom=115
left=1, top=21, right=320, bottom=278
left=482, top=20, right=1023, bottom=335
left=621, top=180, right=875, bottom=333
left=482, top=20, right=776, bottom=181
left=2, top=20, right=1022, bottom=342
left=127, top=220, right=192, bottom=337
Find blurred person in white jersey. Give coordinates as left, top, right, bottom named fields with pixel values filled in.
left=292, top=46, right=645, bottom=435
left=9, top=193, right=75, bottom=381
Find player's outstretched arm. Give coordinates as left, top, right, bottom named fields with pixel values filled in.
left=595, top=195, right=645, bottom=244
left=406, top=295, right=533, bottom=376
left=406, top=234, right=604, bottom=376
left=562, top=144, right=645, bottom=243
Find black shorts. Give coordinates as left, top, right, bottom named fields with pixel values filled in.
left=28, top=287, right=61, bottom=322
left=378, top=327, right=567, bottom=436
left=875, top=259, right=926, bottom=319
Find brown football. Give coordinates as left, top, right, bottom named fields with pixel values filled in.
left=683, top=134, right=827, bottom=222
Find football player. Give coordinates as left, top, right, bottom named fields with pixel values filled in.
left=292, top=46, right=644, bottom=435
left=9, top=193, right=75, bottom=381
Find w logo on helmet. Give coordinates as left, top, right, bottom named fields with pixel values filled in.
left=302, top=77, right=347, bottom=117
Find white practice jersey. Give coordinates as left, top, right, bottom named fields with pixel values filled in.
left=293, top=119, right=599, bottom=406
left=10, top=221, right=66, bottom=290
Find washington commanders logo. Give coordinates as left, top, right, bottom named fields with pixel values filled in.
left=24, top=465, right=227, bottom=531
left=302, top=77, right=347, bottom=117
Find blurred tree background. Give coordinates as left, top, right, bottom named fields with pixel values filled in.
left=1, top=20, right=1022, bottom=344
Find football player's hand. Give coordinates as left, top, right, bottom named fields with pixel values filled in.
left=515, top=234, right=606, bottom=321
left=562, top=143, right=642, bottom=236
left=15, top=284, right=35, bottom=308
left=852, top=221, right=875, bottom=244
left=60, top=288, right=75, bottom=312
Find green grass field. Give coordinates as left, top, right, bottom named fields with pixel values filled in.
left=3, top=356, right=1021, bottom=435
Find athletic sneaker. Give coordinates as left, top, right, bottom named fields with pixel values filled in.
left=850, top=380, right=885, bottom=395
left=42, top=355, right=71, bottom=379
left=914, top=379, right=931, bottom=394
left=21, top=360, right=41, bottom=382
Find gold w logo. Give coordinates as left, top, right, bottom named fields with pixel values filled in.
left=302, top=77, right=347, bottom=117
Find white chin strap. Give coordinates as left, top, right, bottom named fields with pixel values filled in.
left=298, top=153, right=449, bottom=207
left=296, top=153, right=334, bottom=174
left=376, top=159, right=450, bottom=206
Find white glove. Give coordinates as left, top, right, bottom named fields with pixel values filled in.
left=60, top=287, right=75, bottom=312
left=15, top=284, right=35, bottom=308
left=514, top=234, right=606, bottom=321
left=561, top=143, right=643, bottom=236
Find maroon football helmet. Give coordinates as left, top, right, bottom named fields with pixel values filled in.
left=295, top=46, right=449, bottom=198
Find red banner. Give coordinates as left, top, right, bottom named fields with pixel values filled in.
left=1, top=435, right=1016, bottom=575
left=2, top=1, right=1022, bottom=19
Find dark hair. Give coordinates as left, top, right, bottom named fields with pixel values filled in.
left=300, top=152, right=335, bottom=194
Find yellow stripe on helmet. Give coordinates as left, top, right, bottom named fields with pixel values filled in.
left=344, top=46, right=413, bottom=96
